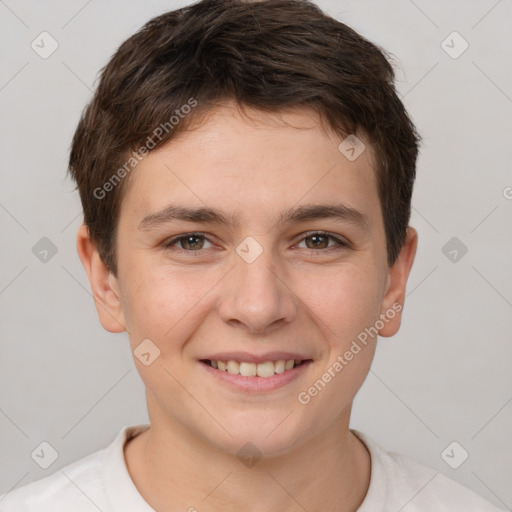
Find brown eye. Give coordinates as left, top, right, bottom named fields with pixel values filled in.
left=163, top=233, right=213, bottom=251
left=296, top=232, right=348, bottom=251
left=305, top=234, right=330, bottom=249
left=179, top=235, right=205, bottom=250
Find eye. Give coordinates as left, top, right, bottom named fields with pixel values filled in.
left=295, top=231, right=349, bottom=251
left=162, top=232, right=213, bottom=251
left=162, top=231, right=349, bottom=254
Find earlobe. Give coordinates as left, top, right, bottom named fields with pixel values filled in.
left=378, top=227, right=418, bottom=337
left=76, top=224, right=126, bottom=333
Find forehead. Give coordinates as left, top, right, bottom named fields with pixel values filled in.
left=119, top=102, right=381, bottom=227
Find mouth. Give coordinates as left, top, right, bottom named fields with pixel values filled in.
left=200, top=358, right=311, bottom=378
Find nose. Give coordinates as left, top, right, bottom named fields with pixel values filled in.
left=218, top=244, right=298, bottom=334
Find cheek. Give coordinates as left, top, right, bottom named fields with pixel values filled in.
left=120, top=263, right=217, bottom=351
left=295, top=267, right=380, bottom=426
left=301, top=261, right=384, bottom=344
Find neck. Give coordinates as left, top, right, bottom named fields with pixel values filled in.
left=125, top=405, right=371, bottom=512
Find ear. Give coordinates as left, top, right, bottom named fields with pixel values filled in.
left=378, top=227, right=418, bottom=337
left=76, top=224, right=126, bottom=333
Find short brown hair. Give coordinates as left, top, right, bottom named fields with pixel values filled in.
left=68, top=0, right=420, bottom=276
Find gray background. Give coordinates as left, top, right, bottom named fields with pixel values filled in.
left=0, top=0, right=511, bottom=508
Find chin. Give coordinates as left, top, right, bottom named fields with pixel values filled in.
left=200, top=409, right=310, bottom=458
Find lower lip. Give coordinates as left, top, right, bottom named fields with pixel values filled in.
left=200, top=361, right=312, bottom=392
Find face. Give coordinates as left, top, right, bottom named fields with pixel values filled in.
left=79, top=101, right=417, bottom=456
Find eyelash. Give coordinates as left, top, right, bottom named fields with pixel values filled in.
left=162, top=231, right=349, bottom=254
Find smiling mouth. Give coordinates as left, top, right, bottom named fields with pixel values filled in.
left=200, top=359, right=311, bottom=378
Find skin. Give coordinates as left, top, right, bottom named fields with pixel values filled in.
left=77, top=100, right=417, bottom=512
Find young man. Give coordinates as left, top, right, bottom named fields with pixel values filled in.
left=1, top=0, right=505, bottom=510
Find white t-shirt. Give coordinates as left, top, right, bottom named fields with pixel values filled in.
left=0, top=424, right=505, bottom=511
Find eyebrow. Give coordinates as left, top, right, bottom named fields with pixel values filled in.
left=138, top=203, right=370, bottom=231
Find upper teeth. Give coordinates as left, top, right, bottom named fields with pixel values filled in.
left=210, top=359, right=299, bottom=377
